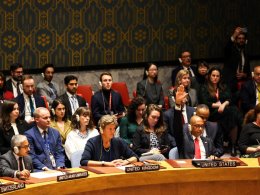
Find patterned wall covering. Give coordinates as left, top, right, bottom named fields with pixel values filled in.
left=0, top=0, right=259, bottom=70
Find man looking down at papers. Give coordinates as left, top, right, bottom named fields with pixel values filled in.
left=80, top=115, right=138, bottom=167
left=0, top=135, right=33, bottom=179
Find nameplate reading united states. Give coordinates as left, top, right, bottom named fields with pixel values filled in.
left=125, top=164, right=160, bottom=173
left=198, top=161, right=236, bottom=168
left=0, top=183, right=25, bottom=194
left=57, top=171, right=88, bottom=182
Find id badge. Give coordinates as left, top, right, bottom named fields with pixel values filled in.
left=49, top=153, right=56, bottom=168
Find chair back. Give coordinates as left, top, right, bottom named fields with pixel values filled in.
left=111, top=82, right=131, bottom=107
left=71, top=150, right=84, bottom=168
left=41, top=95, right=49, bottom=110
left=77, top=85, right=93, bottom=107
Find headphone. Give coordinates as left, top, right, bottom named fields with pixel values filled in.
left=14, top=146, right=19, bottom=154
left=99, top=81, right=102, bottom=87
left=51, top=108, right=55, bottom=115
left=76, top=114, right=80, bottom=122
left=179, top=58, right=182, bottom=63
left=99, top=127, right=103, bottom=134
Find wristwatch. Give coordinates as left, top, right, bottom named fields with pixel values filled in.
left=101, top=161, right=105, bottom=166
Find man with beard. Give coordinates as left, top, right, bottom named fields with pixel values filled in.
left=36, top=64, right=60, bottom=106
left=14, top=75, right=46, bottom=124
left=5, top=63, right=24, bottom=98
left=58, top=75, right=86, bottom=119
left=0, top=135, right=33, bottom=179
left=91, top=72, right=125, bottom=124
left=223, top=26, right=251, bottom=104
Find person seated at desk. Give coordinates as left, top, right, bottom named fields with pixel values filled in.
left=174, top=85, right=216, bottom=159
left=65, top=107, right=99, bottom=161
left=132, top=104, right=170, bottom=161
left=238, top=103, right=260, bottom=155
left=80, top=115, right=138, bottom=167
left=120, top=97, right=146, bottom=147
left=25, top=107, right=65, bottom=171
left=0, top=135, right=33, bottom=179
left=0, top=100, right=29, bottom=155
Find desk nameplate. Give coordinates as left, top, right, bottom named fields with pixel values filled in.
left=0, top=183, right=25, bottom=194
left=57, top=171, right=88, bottom=182
left=125, top=164, right=160, bottom=173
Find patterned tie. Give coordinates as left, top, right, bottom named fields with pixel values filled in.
left=19, top=157, right=23, bottom=171
left=48, top=82, right=57, bottom=99
left=194, top=137, right=201, bottom=159
left=29, top=95, right=35, bottom=117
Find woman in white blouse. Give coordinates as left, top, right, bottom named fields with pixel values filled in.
left=0, top=100, right=29, bottom=154
left=65, top=107, right=99, bottom=160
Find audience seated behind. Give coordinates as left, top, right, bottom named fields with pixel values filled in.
left=238, top=103, right=260, bottom=155
left=0, top=100, right=30, bottom=155
left=36, top=64, right=60, bottom=107
left=0, top=72, right=14, bottom=101
left=198, top=67, right=243, bottom=156
left=119, top=97, right=145, bottom=147
left=65, top=107, right=99, bottom=161
left=168, top=69, right=198, bottom=108
left=136, top=63, right=164, bottom=108
left=80, top=115, right=138, bottom=167
left=50, top=99, right=72, bottom=145
left=58, top=75, right=87, bottom=120
left=14, top=75, right=46, bottom=124
left=132, top=104, right=170, bottom=161
left=91, top=72, right=125, bottom=125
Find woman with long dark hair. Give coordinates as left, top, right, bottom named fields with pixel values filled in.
left=199, top=67, right=243, bottom=156
left=0, top=100, right=29, bottom=154
left=120, top=97, right=146, bottom=147
left=136, top=63, right=164, bottom=107
left=132, top=104, right=170, bottom=161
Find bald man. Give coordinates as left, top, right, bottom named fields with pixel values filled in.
left=173, top=85, right=216, bottom=159
left=24, top=107, right=65, bottom=171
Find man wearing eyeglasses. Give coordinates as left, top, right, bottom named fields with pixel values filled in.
left=0, top=135, right=33, bottom=179
left=240, top=65, right=260, bottom=115
left=171, top=85, right=216, bottom=159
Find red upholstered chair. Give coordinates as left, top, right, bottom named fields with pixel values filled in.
left=77, top=85, right=93, bottom=107
left=111, top=82, right=131, bottom=107
left=41, top=95, right=49, bottom=110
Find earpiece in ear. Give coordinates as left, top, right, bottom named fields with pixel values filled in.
left=14, top=146, right=19, bottom=154
left=99, top=127, right=103, bottom=134
left=179, top=58, right=183, bottom=63
left=193, top=112, right=196, bottom=116
left=188, top=124, right=192, bottom=132
left=51, top=108, right=55, bottom=115
left=41, top=73, right=44, bottom=77
left=146, top=71, right=148, bottom=76
left=99, top=81, right=102, bottom=87
left=76, top=114, right=80, bottom=122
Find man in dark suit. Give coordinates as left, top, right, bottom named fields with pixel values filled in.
left=195, top=105, right=223, bottom=157
left=5, top=63, right=24, bottom=98
left=171, top=51, right=197, bottom=87
left=0, top=135, right=33, bottom=179
left=14, top=75, right=46, bottom=124
left=58, top=75, right=87, bottom=119
left=24, top=107, right=65, bottom=171
left=240, top=65, right=260, bottom=115
left=164, top=105, right=195, bottom=148
left=91, top=72, right=125, bottom=125
left=223, top=27, right=251, bottom=104
left=170, top=85, right=216, bottom=159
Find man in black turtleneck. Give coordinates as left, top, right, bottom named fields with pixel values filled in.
left=91, top=72, right=125, bottom=125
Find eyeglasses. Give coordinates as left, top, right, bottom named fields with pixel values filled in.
left=192, top=124, right=205, bottom=129
left=19, top=145, right=30, bottom=149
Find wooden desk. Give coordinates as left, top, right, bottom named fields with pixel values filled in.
left=4, top=159, right=260, bottom=195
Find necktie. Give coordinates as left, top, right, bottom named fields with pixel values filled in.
left=43, top=131, right=50, bottom=153
left=19, top=157, right=23, bottom=171
left=29, top=96, right=34, bottom=117
left=71, top=95, right=77, bottom=114
left=48, top=82, right=57, bottom=99
left=257, top=84, right=260, bottom=104
left=187, top=67, right=193, bottom=77
left=194, top=137, right=201, bottom=159
left=17, top=82, right=21, bottom=95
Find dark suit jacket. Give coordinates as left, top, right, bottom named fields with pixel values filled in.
left=91, top=90, right=125, bottom=124
left=136, top=80, right=164, bottom=106
left=14, top=93, right=46, bottom=120
left=24, top=126, right=65, bottom=171
left=171, top=65, right=197, bottom=86
left=132, top=126, right=170, bottom=157
left=58, top=93, right=87, bottom=119
left=163, top=106, right=195, bottom=147
left=0, top=120, right=30, bottom=154
left=173, top=108, right=216, bottom=159
left=240, top=79, right=256, bottom=114
left=5, top=79, right=14, bottom=93
left=0, top=151, right=33, bottom=177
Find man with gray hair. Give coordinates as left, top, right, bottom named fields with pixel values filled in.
left=0, top=135, right=33, bottom=179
